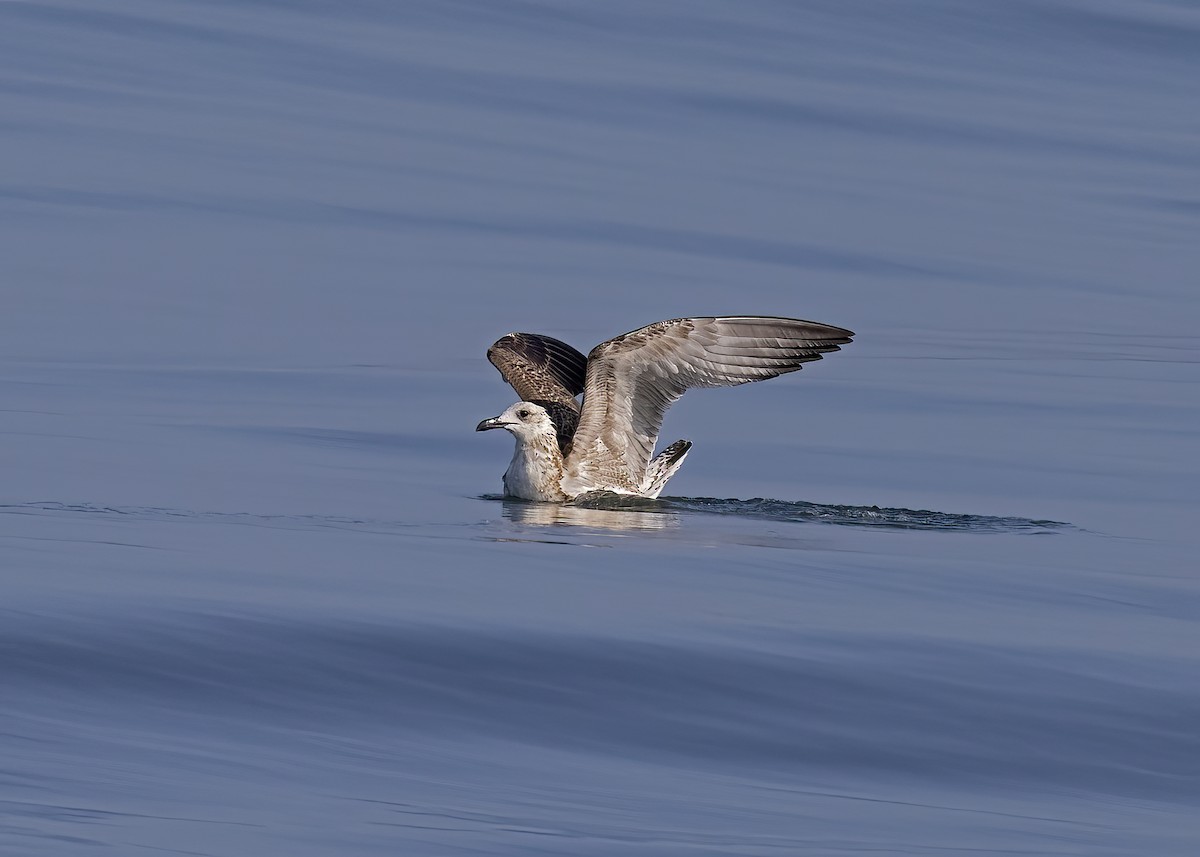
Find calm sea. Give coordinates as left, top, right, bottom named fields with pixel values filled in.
left=2, top=2, right=1198, bottom=854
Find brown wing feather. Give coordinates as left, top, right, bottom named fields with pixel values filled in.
left=487, top=332, right=588, bottom=452
left=563, top=316, right=853, bottom=492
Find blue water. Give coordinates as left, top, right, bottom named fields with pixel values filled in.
left=3, top=1, right=1199, bottom=854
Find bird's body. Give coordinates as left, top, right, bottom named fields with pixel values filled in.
left=477, top=316, right=853, bottom=502
left=499, top=410, right=567, bottom=502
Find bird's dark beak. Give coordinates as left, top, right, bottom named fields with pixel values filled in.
left=476, top=416, right=506, bottom=432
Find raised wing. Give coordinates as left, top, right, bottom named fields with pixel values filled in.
left=487, top=332, right=589, bottom=452
left=563, top=317, right=853, bottom=492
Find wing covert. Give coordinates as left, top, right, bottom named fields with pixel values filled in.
left=563, top=316, right=853, bottom=492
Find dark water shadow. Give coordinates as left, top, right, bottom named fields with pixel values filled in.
left=3, top=497, right=1069, bottom=538
left=486, top=494, right=1069, bottom=534
left=668, top=497, right=1069, bottom=533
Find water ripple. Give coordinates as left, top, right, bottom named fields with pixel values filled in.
left=524, top=493, right=1068, bottom=533
left=664, top=497, right=1069, bottom=533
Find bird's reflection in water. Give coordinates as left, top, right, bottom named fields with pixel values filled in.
left=500, top=497, right=679, bottom=531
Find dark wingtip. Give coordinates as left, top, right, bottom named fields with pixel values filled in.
left=486, top=333, right=521, bottom=365
left=487, top=331, right=588, bottom=399
left=660, top=439, right=692, bottom=466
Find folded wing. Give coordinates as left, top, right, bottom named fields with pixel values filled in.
left=563, top=317, right=854, bottom=492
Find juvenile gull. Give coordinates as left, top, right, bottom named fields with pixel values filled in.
left=476, top=316, right=854, bottom=502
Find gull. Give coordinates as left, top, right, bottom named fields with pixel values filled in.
left=476, top=316, right=854, bottom=502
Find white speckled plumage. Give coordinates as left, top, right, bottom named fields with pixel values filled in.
left=477, top=316, right=854, bottom=502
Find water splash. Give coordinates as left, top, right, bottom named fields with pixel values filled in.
left=664, top=497, right=1068, bottom=533
left=5, top=497, right=1068, bottom=537
left=487, top=493, right=1066, bottom=534
left=484, top=493, right=1068, bottom=533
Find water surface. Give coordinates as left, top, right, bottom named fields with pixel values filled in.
left=2, top=1, right=1199, bottom=855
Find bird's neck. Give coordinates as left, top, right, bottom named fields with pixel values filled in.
left=503, top=432, right=567, bottom=502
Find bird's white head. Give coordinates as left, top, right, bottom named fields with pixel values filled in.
left=475, top=402, right=557, bottom=443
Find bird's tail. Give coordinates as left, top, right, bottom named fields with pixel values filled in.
left=643, top=440, right=692, bottom=498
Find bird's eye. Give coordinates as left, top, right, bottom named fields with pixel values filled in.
left=517, top=409, right=530, bottom=419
